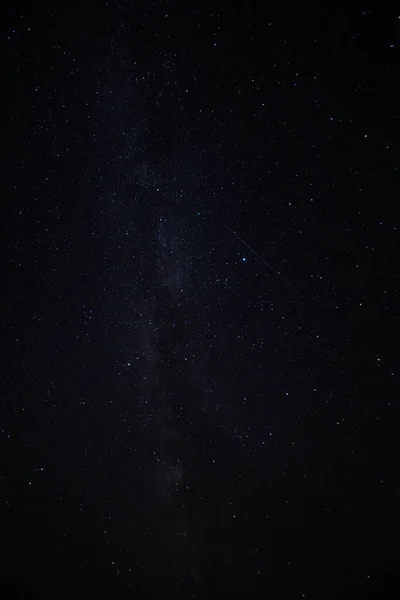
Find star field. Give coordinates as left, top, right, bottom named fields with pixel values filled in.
left=0, top=1, right=399, bottom=598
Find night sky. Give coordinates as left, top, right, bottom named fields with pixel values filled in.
left=1, top=1, right=399, bottom=598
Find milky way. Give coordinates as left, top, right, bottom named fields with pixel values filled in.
left=1, top=2, right=398, bottom=597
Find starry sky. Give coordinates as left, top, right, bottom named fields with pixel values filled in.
left=1, top=1, right=399, bottom=598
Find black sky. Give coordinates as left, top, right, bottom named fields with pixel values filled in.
left=1, top=1, right=399, bottom=598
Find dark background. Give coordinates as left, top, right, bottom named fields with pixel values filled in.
left=0, top=1, right=399, bottom=598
